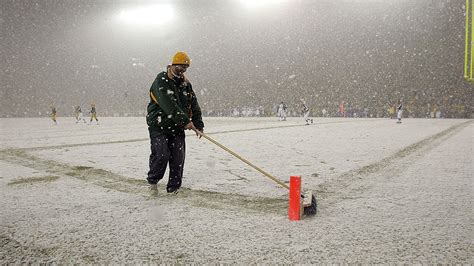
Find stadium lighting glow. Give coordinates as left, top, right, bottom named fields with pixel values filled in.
left=240, top=0, right=281, bottom=8
left=118, top=4, right=174, bottom=26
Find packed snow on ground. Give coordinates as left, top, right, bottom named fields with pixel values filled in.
left=0, top=117, right=472, bottom=263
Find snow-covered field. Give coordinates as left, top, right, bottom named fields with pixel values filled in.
left=0, top=117, right=472, bottom=263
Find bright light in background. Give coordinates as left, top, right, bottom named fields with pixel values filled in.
left=240, top=0, right=282, bottom=8
left=118, top=4, right=174, bottom=26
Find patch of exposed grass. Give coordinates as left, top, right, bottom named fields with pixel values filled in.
left=67, top=166, right=112, bottom=178
left=180, top=188, right=287, bottom=214
left=73, top=166, right=93, bottom=171
left=123, top=178, right=147, bottom=185
left=8, top=175, right=60, bottom=185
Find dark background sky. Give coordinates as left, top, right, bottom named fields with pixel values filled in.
left=1, top=0, right=472, bottom=117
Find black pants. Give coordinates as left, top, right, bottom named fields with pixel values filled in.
left=147, top=133, right=186, bottom=192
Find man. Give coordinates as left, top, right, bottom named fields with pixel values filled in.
left=146, top=51, right=204, bottom=194
left=302, top=103, right=313, bottom=125
left=339, top=101, right=345, bottom=117
left=396, top=100, right=403, bottom=124
left=76, top=105, right=87, bottom=123
left=74, top=105, right=79, bottom=121
left=277, top=102, right=287, bottom=121
left=89, top=103, right=99, bottom=125
left=50, top=105, right=57, bottom=125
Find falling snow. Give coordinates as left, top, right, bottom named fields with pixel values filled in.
left=1, top=0, right=471, bottom=118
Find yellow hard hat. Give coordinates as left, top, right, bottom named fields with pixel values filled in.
left=172, top=51, right=191, bottom=65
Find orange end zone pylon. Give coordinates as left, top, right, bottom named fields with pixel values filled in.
left=288, top=176, right=301, bottom=221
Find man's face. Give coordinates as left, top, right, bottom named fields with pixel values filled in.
left=172, top=64, right=189, bottom=77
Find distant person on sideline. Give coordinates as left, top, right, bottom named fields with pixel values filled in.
left=50, top=105, right=57, bottom=125
left=277, top=102, right=287, bottom=121
left=396, top=100, right=403, bottom=124
left=74, top=105, right=79, bottom=121
left=146, top=51, right=204, bottom=194
left=76, top=105, right=87, bottom=123
left=89, top=103, right=99, bottom=125
left=302, top=103, right=313, bottom=125
left=339, top=101, right=345, bottom=117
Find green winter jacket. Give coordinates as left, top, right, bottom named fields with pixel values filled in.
left=146, top=71, right=204, bottom=136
